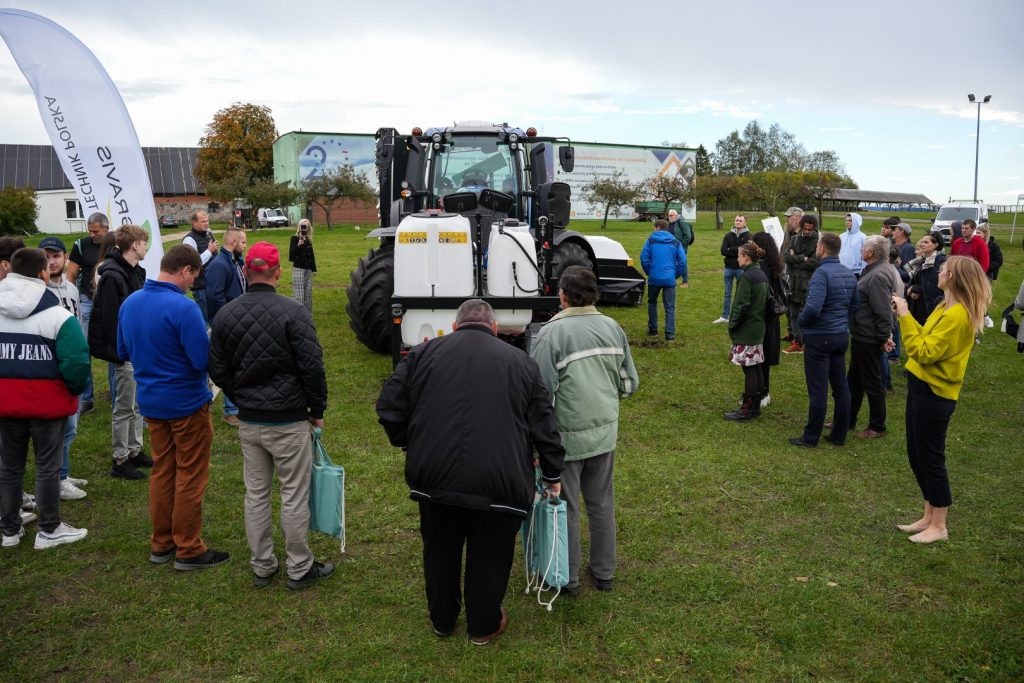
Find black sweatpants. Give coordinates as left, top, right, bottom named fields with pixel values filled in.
left=418, top=500, right=521, bottom=638
left=848, top=338, right=887, bottom=432
left=905, top=374, right=957, bottom=508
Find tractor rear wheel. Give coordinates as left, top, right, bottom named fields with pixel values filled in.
left=346, top=244, right=394, bottom=353
left=552, top=240, right=594, bottom=279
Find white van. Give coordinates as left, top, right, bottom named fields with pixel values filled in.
left=932, top=201, right=988, bottom=244
left=257, top=207, right=289, bottom=228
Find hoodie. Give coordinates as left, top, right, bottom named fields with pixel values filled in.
left=0, top=273, right=91, bottom=419
left=839, top=213, right=866, bottom=275
left=46, top=275, right=81, bottom=322
left=640, top=230, right=688, bottom=286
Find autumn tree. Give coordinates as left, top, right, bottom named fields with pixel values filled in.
left=580, top=171, right=642, bottom=229
left=746, top=171, right=803, bottom=217
left=195, top=103, right=278, bottom=189
left=299, top=165, right=375, bottom=230
left=647, top=170, right=696, bottom=220
left=696, top=175, right=748, bottom=230
left=0, top=185, right=38, bottom=234
left=205, top=172, right=299, bottom=227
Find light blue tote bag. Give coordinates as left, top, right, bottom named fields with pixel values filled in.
left=522, top=481, right=569, bottom=610
left=309, top=428, right=345, bottom=552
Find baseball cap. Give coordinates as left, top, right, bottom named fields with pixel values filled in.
left=783, top=206, right=803, bottom=216
left=245, top=241, right=280, bottom=271
left=38, top=237, right=67, bottom=252
left=897, top=223, right=912, bottom=236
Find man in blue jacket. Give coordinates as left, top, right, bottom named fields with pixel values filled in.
left=204, top=227, right=247, bottom=426
left=790, top=233, right=859, bottom=448
left=640, top=220, right=688, bottom=341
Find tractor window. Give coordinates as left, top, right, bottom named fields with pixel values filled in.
left=432, top=136, right=516, bottom=196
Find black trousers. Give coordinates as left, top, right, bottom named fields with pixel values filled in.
left=0, top=417, right=66, bottom=535
left=742, top=363, right=764, bottom=399
left=802, top=334, right=851, bottom=445
left=418, top=501, right=521, bottom=638
left=905, top=374, right=956, bottom=508
left=848, top=338, right=887, bottom=432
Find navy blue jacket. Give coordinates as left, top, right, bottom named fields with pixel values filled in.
left=640, top=230, right=688, bottom=286
left=205, top=249, right=246, bottom=323
left=798, top=256, right=859, bottom=337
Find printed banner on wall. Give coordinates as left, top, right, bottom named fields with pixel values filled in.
left=0, top=9, right=162, bottom=276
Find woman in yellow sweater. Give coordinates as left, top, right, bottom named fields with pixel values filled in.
left=891, top=256, right=991, bottom=544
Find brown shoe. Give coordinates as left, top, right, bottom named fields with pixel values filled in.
left=854, top=428, right=884, bottom=439
left=782, top=342, right=803, bottom=354
left=222, top=414, right=241, bottom=427
left=469, top=609, right=507, bottom=645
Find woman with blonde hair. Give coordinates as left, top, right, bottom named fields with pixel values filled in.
left=892, top=255, right=991, bottom=544
left=289, top=218, right=317, bottom=313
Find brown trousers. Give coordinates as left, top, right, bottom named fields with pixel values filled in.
left=146, top=404, right=213, bottom=559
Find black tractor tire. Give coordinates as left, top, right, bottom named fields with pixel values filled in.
left=551, top=240, right=595, bottom=279
left=346, top=244, right=395, bottom=353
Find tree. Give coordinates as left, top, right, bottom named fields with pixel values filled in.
left=195, top=103, right=278, bottom=189
left=0, top=186, right=38, bottom=235
left=299, top=165, right=375, bottom=230
left=711, top=120, right=845, bottom=178
left=695, top=175, right=748, bottom=230
left=694, top=145, right=713, bottom=177
left=746, top=171, right=802, bottom=217
left=580, top=171, right=642, bottom=229
left=794, top=170, right=853, bottom=227
left=647, top=170, right=696, bottom=219
left=205, top=172, right=299, bottom=227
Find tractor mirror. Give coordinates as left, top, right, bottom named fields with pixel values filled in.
left=443, top=191, right=478, bottom=213
left=559, top=146, right=575, bottom=173
left=479, top=189, right=514, bottom=214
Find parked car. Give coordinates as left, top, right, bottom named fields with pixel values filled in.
left=158, top=214, right=179, bottom=228
left=931, top=201, right=988, bottom=244
left=256, top=207, right=289, bottom=228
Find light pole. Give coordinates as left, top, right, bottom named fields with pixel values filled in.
left=968, top=93, right=991, bottom=202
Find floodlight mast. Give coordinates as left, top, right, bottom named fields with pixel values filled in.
left=969, top=93, right=991, bottom=202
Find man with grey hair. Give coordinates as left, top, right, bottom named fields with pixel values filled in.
left=666, top=209, right=694, bottom=253
left=847, top=235, right=897, bottom=438
left=66, top=212, right=110, bottom=414
left=376, top=299, right=564, bottom=645
left=781, top=207, right=803, bottom=342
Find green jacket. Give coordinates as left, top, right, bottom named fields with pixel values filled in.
left=530, top=306, right=638, bottom=461
left=728, top=264, right=769, bottom=345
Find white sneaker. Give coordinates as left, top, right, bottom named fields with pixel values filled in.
left=21, top=492, right=36, bottom=511
left=2, top=526, right=25, bottom=548
left=760, top=394, right=771, bottom=408
left=712, top=316, right=728, bottom=324
left=59, top=480, right=87, bottom=501
left=67, top=477, right=89, bottom=487
left=34, top=522, right=88, bottom=550
left=984, top=315, right=993, bottom=329
left=20, top=510, right=37, bottom=526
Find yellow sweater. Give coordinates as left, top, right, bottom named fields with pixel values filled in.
left=898, top=303, right=974, bottom=401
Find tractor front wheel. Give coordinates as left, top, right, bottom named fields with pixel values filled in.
left=346, top=244, right=394, bottom=353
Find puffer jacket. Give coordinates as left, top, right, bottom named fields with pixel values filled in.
left=784, top=229, right=820, bottom=303
left=799, top=256, right=859, bottom=337
left=376, top=324, right=564, bottom=517
left=0, top=273, right=90, bottom=418
left=640, top=229, right=688, bottom=286
left=208, top=283, right=327, bottom=423
left=88, top=250, right=145, bottom=363
left=530, top=307, right=638, bottom=460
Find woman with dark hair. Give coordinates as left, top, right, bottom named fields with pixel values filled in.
left=724, top=242, right=768, bottom=421
left=751, top=232, right=782, bottom=407
left=904, top=232, right=946, bottom=324
left=892, top=256, right=991, bottom=543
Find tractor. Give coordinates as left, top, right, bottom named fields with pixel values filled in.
left=346, top=122, right=645, bottom=361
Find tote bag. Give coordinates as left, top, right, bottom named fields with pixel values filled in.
left=309, top=428, right=345, bottom=552
left=522, top=483, right=569, bottom=611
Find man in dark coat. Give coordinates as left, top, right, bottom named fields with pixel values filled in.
left=376, top=299, right=564, bottom=645
left=782, top=214, right=820, bottom=353
left=204, top=227, right=248, bottom=426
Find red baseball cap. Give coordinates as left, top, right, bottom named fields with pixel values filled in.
left=245, top=241, right=280, bottom=271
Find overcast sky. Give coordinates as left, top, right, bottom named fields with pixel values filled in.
left=2, top=0, right=1022, bottom=207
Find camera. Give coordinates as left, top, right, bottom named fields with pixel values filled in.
left=300, top=225, right=308, bottom=237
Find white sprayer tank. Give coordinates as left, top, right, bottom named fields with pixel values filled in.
left=393, top=212, right=474, bottom=346
left=486, top=220, right=538, bottom=333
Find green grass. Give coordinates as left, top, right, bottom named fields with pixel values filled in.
left=4, top=218, right=1023, bottom=681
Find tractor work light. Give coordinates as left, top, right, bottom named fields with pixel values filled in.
left=509, top=133, right=519, bottom=143
left=497, top=132, right=506, bottom=142
left=432, top=133, right=442, bottom=142
left=526, top=127, right=537, bottom=137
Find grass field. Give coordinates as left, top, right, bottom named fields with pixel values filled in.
left=3, top=215, right=1023, bottom=681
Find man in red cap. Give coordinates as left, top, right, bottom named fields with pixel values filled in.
left=208, top=242, right=332, bottom=590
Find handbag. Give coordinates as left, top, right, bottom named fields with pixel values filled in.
left=767, top=282, right=787, bottom=316
left=522, top=479, right=569, bottom=611
left=308, top=428, right=346, bottom=552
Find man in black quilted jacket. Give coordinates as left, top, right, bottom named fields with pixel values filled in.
left=207, top=242, right=332, bottom=591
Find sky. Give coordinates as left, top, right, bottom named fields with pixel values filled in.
left=1, top=0, right=1022, bottom=208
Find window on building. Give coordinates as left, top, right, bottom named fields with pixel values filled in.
left=65, top=199, right=84, bottom=219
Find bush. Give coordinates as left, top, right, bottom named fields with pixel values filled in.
left=0, top=185, right=38, bottom=235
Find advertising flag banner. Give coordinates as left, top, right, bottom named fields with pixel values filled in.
left=0, top=8, right=162, bottom=276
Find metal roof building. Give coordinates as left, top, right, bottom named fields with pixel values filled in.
left=827, top=188, right=934, bottom=207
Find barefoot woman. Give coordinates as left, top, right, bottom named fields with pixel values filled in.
left=891, top=256, right=990, bottom=544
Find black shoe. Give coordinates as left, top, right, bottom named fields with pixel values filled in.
left=647, top=329, right=658, bottom=336
left=432, top=621, right=454, bottom=637
left=664, top=336, right=675, bottom=341
left=562, top=584, right=581, bottom=597
left=287, top=561, right=335, bottom=590
left=788, top=436, right=817, bottom=448
left=823, top=435, right=846, bottom=446
left=130, top=451, right=153, bottom=468
left=252, top=566, right=279, bottom=588
left=111, top=458, right=146, bottom=480
left=174, top=549, right=229, bottom=571
left=80, top=400, right=94, bottom=416
left=589, top=568, right=613, bottom=591
left=149, top=548, right=175, bottom=565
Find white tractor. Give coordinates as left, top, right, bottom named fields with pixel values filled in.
left=346, top=122, right=644, bottom=361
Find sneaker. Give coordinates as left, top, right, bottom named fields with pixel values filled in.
left=287, top=561, right=335, bottom=590
left=111, top=458, right=146, bottom=480
left=589, top=567, right=614, bottom=591
left=67, top=477, right=89, bottom=487
left=20, top=510, right=37, bottom=526
left=664, top=335, right=675, bottom=341
left=647, top=329, right=658, bottom=336
left=782, top=342, right=803, bottom=354
left=760, top=394, right=771, bottom=408
left=2, top=526, right=25, bottom=548
left=984, top=314, right=994, bottom=329
left=432, top=622, right=454, bottom=637
left=149, top=548, right=176, bottom=565
left=59, top=479, right=87, bottom=501
left=34, top=522, right=88, bottom=549
left=222, top=414, right=241, bottom=427
left=21, top=492, right=36, bottom=511
left=80, top=400, right=94, bottom=416
left=781, top=334, right=794, bottom=342
left=253, top=566, right=279, bottom=588
left=712, top=316, right=728, bottom=324
left=174, top=549, right=230, bottom=571
left=470, top=609, right=508, bottom=645
left=129, top=451, right=153, bottom=468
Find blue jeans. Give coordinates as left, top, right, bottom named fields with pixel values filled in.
left=647, top=285, right=677, bottom=338
left=79, top=295, right=94, bottom=403
left=192, top=289, right=209, bottom=326
left=722, top=267, right=743, bottom=318
left=802, top=333, right=851, bottom=445
left=224, top=394, right=238, bottom=417
left=60, top=404, right=80, bottom=480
